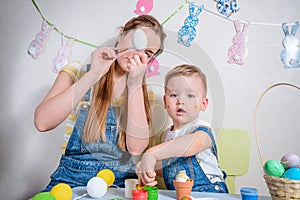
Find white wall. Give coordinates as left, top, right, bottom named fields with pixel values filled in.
left=0, top=0, right=299, bottom=199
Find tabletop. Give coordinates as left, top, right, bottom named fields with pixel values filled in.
left=72, top=187, right=272, bottom=200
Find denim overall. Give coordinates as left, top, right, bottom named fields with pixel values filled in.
left=44, top=88, right=137, bottom=191
left=162, top=126, right=228, bottom=193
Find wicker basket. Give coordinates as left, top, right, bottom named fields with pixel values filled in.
left=254, top=83, right=300, bottom=200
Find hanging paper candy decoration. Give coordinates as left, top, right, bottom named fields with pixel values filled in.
left=227, top=20, right=249, bottom=65
left=280, top=21, right=300, bottom=68
left=146, top=58, right=160, bottom=78
left=52, top=35, right=74, bottom=73
left=134, top=0, right=153, bottom=15
left=177, top=2, right=204, bottom=47
left=28, top=20, right=54, bottom=59
left=215, top=0, right=240, bottom=17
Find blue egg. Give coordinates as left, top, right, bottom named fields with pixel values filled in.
left=282, top=168, right=300, bottom=180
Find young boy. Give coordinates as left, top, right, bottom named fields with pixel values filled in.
left=136, top=64, right=228, bottom=193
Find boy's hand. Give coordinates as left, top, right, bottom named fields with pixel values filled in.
left=136, top=154, right=157, bottom=186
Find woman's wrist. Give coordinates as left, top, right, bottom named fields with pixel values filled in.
left=85, top=70, right=102, bottom=85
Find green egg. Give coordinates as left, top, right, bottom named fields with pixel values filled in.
left=32, top=192, right=55, bottom=200
left=264, top=160, right=285, bottom=177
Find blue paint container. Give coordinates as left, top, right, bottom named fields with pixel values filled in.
left=240, top=187, right=258, bottom=200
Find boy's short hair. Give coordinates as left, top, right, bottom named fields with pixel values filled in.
left=164, top=64, right=207, bottom=97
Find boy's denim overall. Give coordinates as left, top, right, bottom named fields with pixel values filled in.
left=44, top=88, right=137, bottom=191
left=162, top=126, right=228, bottom=193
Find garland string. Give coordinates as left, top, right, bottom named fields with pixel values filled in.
left=161, top=0, right=189, bottom=25
left=31, top=0, right=98, bottom=48
left=31, top=0, right=297, bottom=48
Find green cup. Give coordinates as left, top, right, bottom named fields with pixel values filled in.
left=144, top=186, right=158, bottom=200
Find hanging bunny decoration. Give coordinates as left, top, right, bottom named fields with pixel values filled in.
left=227, top=20, right=249, bottom=65
left=280, top=21, right=300, bottom=68
left=215, top=0, right=240, bottom=17
left=52, top=35, right=74, bottom=73
left=134, top=0, right=153, bottom=15
left=28, top=20, right=54, bottom=59
left=177, top=2, right=204, bottom=47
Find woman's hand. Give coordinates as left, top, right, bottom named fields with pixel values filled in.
left=126, top=53, right=148, bottom=88
left=89, top=47, right=117, bottom=83
left=136, top=153, right=157, bottom=186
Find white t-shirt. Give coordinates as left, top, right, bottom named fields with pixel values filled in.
left=161, top=118, right=224, bottom=183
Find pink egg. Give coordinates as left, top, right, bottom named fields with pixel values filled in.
left=280, top=153, right=300, bottom=169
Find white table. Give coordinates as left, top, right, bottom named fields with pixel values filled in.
left=72, top=187, right=272, bottom=200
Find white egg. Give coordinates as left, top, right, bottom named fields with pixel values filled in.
left=281, top=153, right=300, bottom=169
left=87, top=177, right=107, bottom=199
left=132, top=28, right=147, bottom=50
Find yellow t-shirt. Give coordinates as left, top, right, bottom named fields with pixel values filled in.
left=60, top=62, right=86, bottom=153
left=60, top=62, right=155, bottom=154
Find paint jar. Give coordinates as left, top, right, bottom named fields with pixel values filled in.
left=132, top=189, right=148, bottom=200
left=125, top=179, right=138, bottom=198
left=240, top=187, right=258, bottom=200
left=143, top=186, right=158, bottom=200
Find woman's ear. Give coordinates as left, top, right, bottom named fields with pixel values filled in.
left=115, top=28, right=125, bottom=47
left=200, top=97, right=208, bottom=111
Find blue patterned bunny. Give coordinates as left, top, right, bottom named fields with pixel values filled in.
left=216, top=0, right=240, bottom=17
left=281, top=21, right=300, bottom=68
left=177, top=2, right=204, bottom=47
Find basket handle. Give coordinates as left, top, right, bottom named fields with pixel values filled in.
left=254, top=83, right=300, bottom=169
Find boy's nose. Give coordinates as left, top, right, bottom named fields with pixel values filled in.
left=176, top=97, right=184, bottom=105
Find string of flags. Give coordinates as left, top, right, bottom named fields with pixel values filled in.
left=28, top=0, right=300, bottom=76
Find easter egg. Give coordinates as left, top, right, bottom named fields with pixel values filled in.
left=96, top=169, right=115, bottom=186
left=50, top=183, right=72, bottom=200
left=132, top=28, right=147, bottom=50
left=87, top=177, right=107, bottom=198
left=32, top=192, right=55, bottom=200
left=264, top=160, right=285, bottom=177
left=281, top=153, right=300, bottom=169
left=282, top=168, right=300, bottom=180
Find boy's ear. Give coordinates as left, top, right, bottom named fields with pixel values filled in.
left=200, top=97, right=209, bottom=111
left=163, top=95, right=167, bottom=108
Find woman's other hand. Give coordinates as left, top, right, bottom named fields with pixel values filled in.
left=127, top=53, right=148, bottom=88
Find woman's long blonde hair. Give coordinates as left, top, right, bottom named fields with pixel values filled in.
left=83, top=15, right=166, bottom=151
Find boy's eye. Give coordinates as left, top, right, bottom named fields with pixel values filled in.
left=170, top=94, right=177, bottom=98
left=187, top=94, right=195, bottom=98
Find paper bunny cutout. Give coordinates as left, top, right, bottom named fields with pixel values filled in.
left=177, top=2, right=204, bottom=47
left=28, top=20, right=54, bottom=60
left=215, top=0, right=240, bottom=17
left=227, top=20, right=249, bottom=65
left=134, top=0, right=153, bottom=15
left=52, top=35, right=74, bottom=73
left=146, top=58, right=160, bottom=78
left=280, top=21, right=300, bottom=68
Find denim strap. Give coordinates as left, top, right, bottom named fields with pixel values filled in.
left=192, top=126, right=218, bottom=160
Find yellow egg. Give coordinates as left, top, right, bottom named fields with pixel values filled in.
left=96, top=169, right=115, bottom=186
left=50, top=183, right=72, bottom=200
